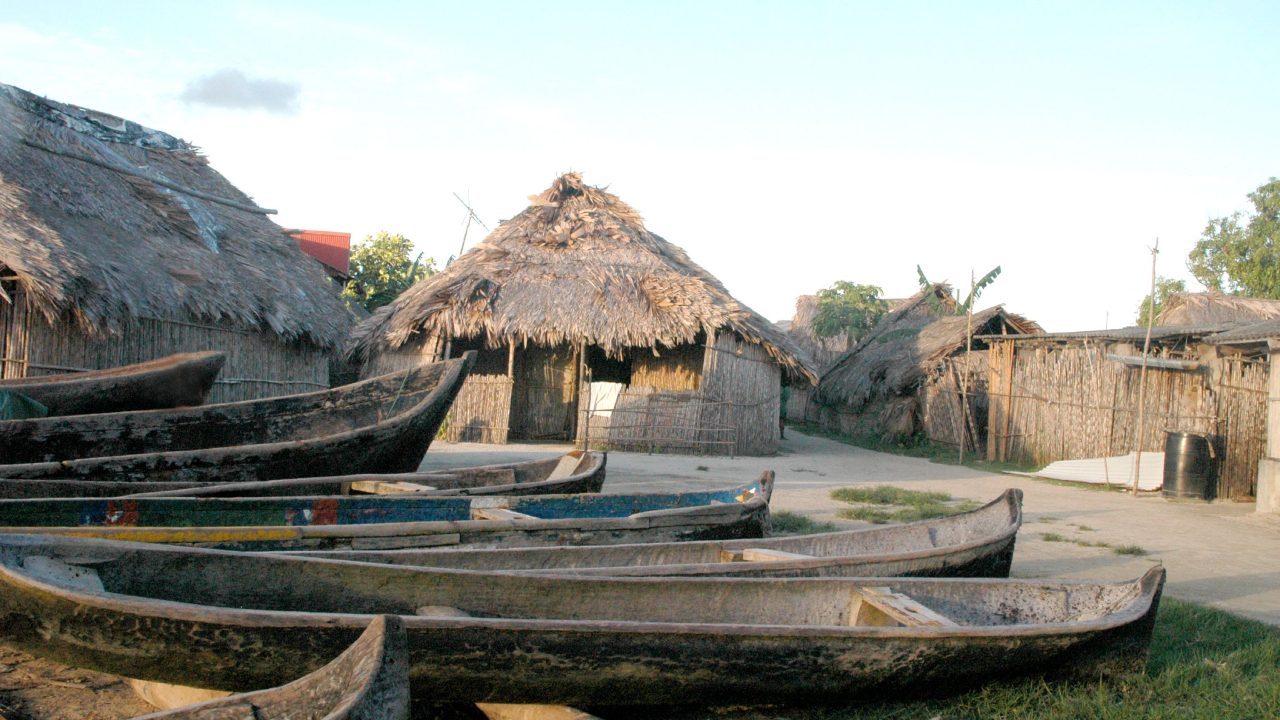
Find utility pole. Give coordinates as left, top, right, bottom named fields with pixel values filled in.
left=452, top=192, right=490, bottom=260
left=1131, top=239, right=1160, bottom=495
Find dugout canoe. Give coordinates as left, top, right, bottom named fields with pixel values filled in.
left=129, top=614, right=409, bottom=720
left=0, top=351, right=226, bottom=417
left=0, top=353, right=474, bottom=483
left=0, top=451, right=606, bottom=500
left=290, top=489, right=1021, bottom=579
left=0, top=475, right=771, bottom=550
left=0, top=534, right=1165, bottom=707
left=120, top=451, right=608, bottom=499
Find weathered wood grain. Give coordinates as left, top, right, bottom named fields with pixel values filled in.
left=0, top=351, right=226, bottom=416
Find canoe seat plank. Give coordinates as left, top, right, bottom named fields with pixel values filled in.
left=851, top=587, right=957, bottom=628
left=416, top=605, right=472, bottom=618
left=720, top=548, right=815, bottom=563
left=545, top=454, right=582, bottom=481
left=477, top=703, right=602, bottom=720
left=349, top=480, right=439, bottom=495
left=473, top=508, right=537, bottom=521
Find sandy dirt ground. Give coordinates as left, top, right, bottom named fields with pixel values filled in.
left=4, top=427, right=1278, bottom=718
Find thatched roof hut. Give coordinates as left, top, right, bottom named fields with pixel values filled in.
left=0, top=83, right=351, bottom=400
left=351, top=172, right=815, bottom=455
left=1158, top=292, right=1280, bottom=326
left=813, top=285, right=1040, bottom=444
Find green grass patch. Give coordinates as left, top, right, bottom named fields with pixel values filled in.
left=695, top=465, right=709, bottom=472
left=1114, top=545, right=1150, bottom=556
left=830, top=486, right=980, bottom=524
left=769, top=511, right=838, bottom=536
left=1040, top=532, right=1069, bottom=543
left=1075, top=524, right=1096, bottom=532
left=657, top=599, right=1280, bottom=719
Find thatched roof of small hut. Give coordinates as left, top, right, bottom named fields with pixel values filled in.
left=815, top=285, right=1041, bottom=408
left=349, top=173, right=817, bottom=383
left=1157, top=292, right=1280, bottom=326
left=0, top=83, right=350, bottom=348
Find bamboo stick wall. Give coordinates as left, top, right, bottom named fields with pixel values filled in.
left=1, top=297, right=329, bottom=402
left=442, top=374, right=513, bottom=443
left=923, top=352, right=989, bottom=453
left=986, top=339, right=1267, bottom=500
left=701, top=332, right=782, bottom=455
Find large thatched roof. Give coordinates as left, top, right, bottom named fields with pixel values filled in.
left=0, top=83, right=350, bottom=348
left=815, top=285, right=1041, bottom=408
left=1158, top=292, right=1280, bottom=326
left=349, top=173, right=816, bottom=383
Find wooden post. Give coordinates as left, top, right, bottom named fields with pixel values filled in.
left=958, top=271, right=975, bottom=464
left=507, top=341, right=516, bottom=379
left=1131, top=239, right=1160, bottom=495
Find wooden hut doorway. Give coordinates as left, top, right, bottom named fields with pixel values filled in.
left=509, top=343, right=579, bottom=441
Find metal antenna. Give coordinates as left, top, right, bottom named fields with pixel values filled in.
left=453, top=192, right=490, bottom=258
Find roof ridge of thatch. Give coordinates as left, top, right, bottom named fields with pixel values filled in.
left=1158, top=291, right=1280, bottom=325
left=0, top=82, right=351, bottom=348
left=349, top=172, right=817, bottom=383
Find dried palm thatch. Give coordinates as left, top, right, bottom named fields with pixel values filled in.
left=349, top=173, right=816, bottom=384
left=815, top=285, right=1041, bottom=411
left=0, top=83, right=349, bottom=348
left=1158, top=292, right=1280, bottom=326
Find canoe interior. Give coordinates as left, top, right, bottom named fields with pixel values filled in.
left=0, top=361, right=451, bottom=465
left=132, top=614, right=409, bottom=720
left=2, top=535, right=1159, bottom=631
left=116, top=451, right=607, bottom=499
left=0, top=479, right=762, bottom=528
left=302, top=489, right=1020, bottom=575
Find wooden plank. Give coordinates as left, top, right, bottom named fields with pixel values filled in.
left=850, top=586, right=957, bottom=627
left=545, top=453, right=582, bottom=481
left=349, top=480, right=439, bottom=495
left=477, top=704, right=601, bottom=720
left=350, top=533, right=461, bottom=550
left=415, top=605, right=472, bottom=617
left=472, top=508, right=537, bottom=521
left=720, top=548, right=815, bottom=562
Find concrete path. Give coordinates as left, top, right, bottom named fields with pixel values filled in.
left=423, top=428, right=1280, bottom=626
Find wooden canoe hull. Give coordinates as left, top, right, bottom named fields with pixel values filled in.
left=0, top=451, right=607, bottom=500
left=0, top=535, right=1164, bottom=707
left=292, top=489, right=1021, bottom=579
left=130, top=615, right=410, bottom=720
left=0, top=351, right=226, bottom=416
left=0, top=354, right=474, bottom=483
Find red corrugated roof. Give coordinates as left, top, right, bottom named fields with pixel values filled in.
left=291, top=230, right=351, bottom=275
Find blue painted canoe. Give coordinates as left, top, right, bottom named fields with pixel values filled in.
left=0, top=475, right=773, bottom=550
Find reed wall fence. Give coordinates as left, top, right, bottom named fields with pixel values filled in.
left=986, top=340, right=1266, bottom=500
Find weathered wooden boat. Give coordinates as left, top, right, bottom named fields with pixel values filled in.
left=120, top=451, right=608, bottom=499
left=0, top=451, right=605, bottom=500
left=129, top=614, right=409, bottom=719
left=0, top=351, right=226, bottom=417
left=0, top=476, right=770, bottom=550
left=0, top=353, right=474, bottom=483
left=291, top=489, right=1021, bottom=579
left=0, top=534, right=1165, bottom=707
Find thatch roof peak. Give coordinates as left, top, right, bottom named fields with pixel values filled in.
left=350, top=173, right=817, bottom=383
left=0, top=82, right=350, bottom=348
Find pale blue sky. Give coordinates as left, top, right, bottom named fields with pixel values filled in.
left=3, top=1, right=1278, bottom=330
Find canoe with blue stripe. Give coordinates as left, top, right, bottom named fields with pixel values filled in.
left=0, top=354, right=474, bottom=483
left=0, top=475, right=773, bottom=550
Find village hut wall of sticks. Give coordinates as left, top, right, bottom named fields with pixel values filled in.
left=811, top=285, right=1042, bottom=451
left=0, top=83, right=352, bottom=401
left=348, top=172, right=817, bottom=456
left=983, top=324, right=1268, bottom=501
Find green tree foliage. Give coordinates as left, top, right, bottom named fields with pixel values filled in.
left=1136, top=277, right=1188, bottom=326
left=1188, top=178, right=1280, bottom=297
left=916, top=265, right=1002, bottom=315
left=811, top=281, right=889, bottom=346
left=342, top=232, right=436, bottom=312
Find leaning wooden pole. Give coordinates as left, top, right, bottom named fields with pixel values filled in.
left=958, top=270, right=975, bottom=465
left=1131, top=239, right=1160, bottom=495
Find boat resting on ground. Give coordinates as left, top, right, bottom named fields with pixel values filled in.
left=0, top=475, right=771, bottom=550
left=0, top=451, right=606, bottom=500
left=129, top=614, right=409, bottom=719
left=0, top=534, right=1165, bottom=707
left=0, top=351, right=226, bottom=417
left=0, top=354, right=474, bottom=483
left=288, top=489, right=1021, bottom=579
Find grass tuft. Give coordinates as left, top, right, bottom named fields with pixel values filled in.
left=830, top=486, right=979, bottom=524
left=1113, top=545, right=1150, bottom=556
left=695, top=465, right=710, bottom=472
left=1040, top=532, right=1069, bottom=543
left=769, top=511, right=838, bottom=536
